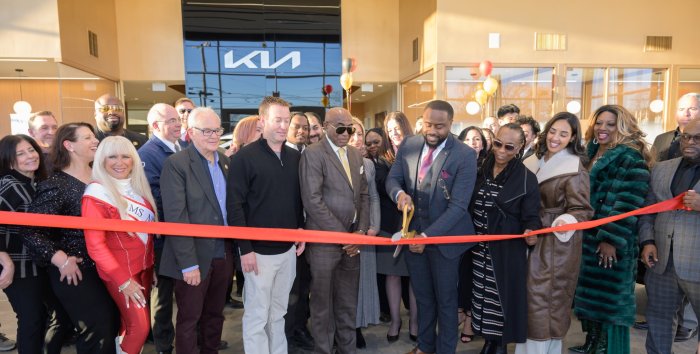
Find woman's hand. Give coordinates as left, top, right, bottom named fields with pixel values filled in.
left=524, top=229, right=537, bottom=246
left=0, top=252, right=14, bottom=289
left=120, top=278, right=147, bottom=309
left=367, top=229, right=379, bottom=236
left=51, top=252, right=83, bottom=286
left=597, top=241, right=617, bottom=269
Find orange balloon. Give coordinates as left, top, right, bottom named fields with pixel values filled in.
left=340, top=73, right=353, bottom=91
left=321, top=96, right=330, bottom=107
left=474, top=89, right=488, bottom=105
left=483, top=77, right=499, bottom=95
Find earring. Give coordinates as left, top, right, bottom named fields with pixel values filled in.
left=592, top=138, right=599, bottom=145
left=515, top=152, right=522, bottom=159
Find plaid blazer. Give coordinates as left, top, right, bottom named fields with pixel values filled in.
left=639, top=157, right=700, bottom=282
left=0, top=171, right=39, bottom=279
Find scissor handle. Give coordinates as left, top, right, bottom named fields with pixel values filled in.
left=401, top=204, right=414, bottom=238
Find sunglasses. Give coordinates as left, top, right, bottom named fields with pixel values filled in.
left=365, top=139, right=381, bottom=146
left=680, top=133, right=700, bottom=143
left=492, top=139, right=518, bottom=151
left=97, top=104, right=124, bottom=113
left=178, top=108, right=193, bottom=114
left=328, top=123, right=356, bottom=135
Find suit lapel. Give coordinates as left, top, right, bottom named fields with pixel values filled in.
left=188, top=148, right=223, bottom=217
left=405, top=139, right=421, bottom=194
left=323, top=138, right=353, bottom=189
left=658, top=158, right=681, bottom=199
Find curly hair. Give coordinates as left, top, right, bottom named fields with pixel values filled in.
left=584, top=104, right=654, bottom=167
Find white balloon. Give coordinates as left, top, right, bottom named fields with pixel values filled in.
left=566, top=100, right=581, bottom=114
left=13, top=101, right=32, bottom=114
left=649, top=99, right=664, bottom=113
left=466, top=101, right=481, bottom=115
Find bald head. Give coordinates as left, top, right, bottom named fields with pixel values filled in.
left=94, top=94, right=125, bottom=133
left=677, top=93, right=700, bottom=131
left=681, top=119, right=700, bottom=162
left=324, top=107, right=353, bottom=147
left=147, top=103, right=182, bottom=143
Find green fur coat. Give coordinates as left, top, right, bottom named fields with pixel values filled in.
left=574, top=143, right=650, bottom=327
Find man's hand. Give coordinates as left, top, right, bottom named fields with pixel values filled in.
left=241, top=252, right=259, bottom=275
left=641, top=244, right=658, bottom=268
left=367, top=229, right=379, bottom=236
left=683, top=190, right=700, bottom=211
left=409, top=233, right=427, bottom=254
left=397, top=191, right=413, bottom=211
left=183, top=268, right=201, bottom=286
left=342, top=244, right=361, bottom=257
left=295, top=242, right=306, bottom=256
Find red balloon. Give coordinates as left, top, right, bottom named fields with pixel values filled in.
left=479, top=60, right=493, bottom=77
left=324, top=84, right=333, bottom=94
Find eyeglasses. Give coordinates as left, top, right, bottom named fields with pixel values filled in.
left=492, top=139, right=518, bottom=151
left=680, top=133, right=700, bottom=143
left=97, top=104, right=124, bottom=113
left=193, top=127, right=225, bottom=137
left=157, top=118, right=181, bottom=125
left=328, top=123, right=356, bottom=135
left=178, top=108, right=193, bottom=115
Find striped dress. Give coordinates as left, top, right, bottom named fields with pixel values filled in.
left=471, top=178, right=505, bottom=339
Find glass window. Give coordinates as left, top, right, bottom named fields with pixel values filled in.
left=565, top=67, right=605, bottom=120
left=401, top=70, right=434, bottom=127
left=607, top=68, right=666, bottom=142
left=444, top=66, right=554, bottom=134
left=678, top=68, right=700, bottom=96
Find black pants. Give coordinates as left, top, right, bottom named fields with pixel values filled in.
left=151, top=246, right=175, bottom=352
left=48, top=266, right=118, bottom=354
left=4, top=269, right=73, bottom=354
left=285, top=252, right=312, bottom=336
left=458, top=251, right=474, bottom=311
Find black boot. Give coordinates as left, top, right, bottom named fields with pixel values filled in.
left=356, top=328, right=366, bottom=349
left=492, top=342, right=507, bottom=354
left=480, top=340, right=495, bottom=354
left=587, top=325, right=607, bottom=354
left=569, top=322, right=600, bottom=353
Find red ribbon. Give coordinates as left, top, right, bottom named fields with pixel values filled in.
left=0, top=194, right=685, bottom=245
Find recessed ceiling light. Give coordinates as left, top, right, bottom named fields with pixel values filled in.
left=361, top=94, right=366, bottom=97
left=377, top=84, right=383, bottom=87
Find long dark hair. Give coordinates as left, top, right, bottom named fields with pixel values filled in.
left=458, top=126, right=489, bottom=164
left=366, top=127, right=392, bottom=162
left=534, top=112, right=587, bottom=162
left=0, top=134, right=47, bottom=181
left=51, top=122, right=95, bottom=172
left=383, top=111, right=414, bottom=162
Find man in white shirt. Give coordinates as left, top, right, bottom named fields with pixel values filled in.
left=286, top=112, right=309, bottom=152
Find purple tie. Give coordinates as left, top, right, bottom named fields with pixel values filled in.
left=418, top=146, right=436, bottom=184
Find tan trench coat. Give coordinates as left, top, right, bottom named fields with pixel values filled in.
left=523, top=152, right=593, bottom=340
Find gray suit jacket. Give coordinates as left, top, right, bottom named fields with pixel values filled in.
left=158, top=146, right=231, bottom=280
left=300, top=137, right=369, bottom=235
left=651, top=130, right=677, bottom=161
left=639, top=157, right=700, bottom=282
left=386, top=134, right=477, bottom=259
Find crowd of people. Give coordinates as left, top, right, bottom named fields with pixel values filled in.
left=0, top=91, right=698, bottom=354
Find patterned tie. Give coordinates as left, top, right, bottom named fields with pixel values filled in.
left=174, top=143, right=181, bottom=152
left=338, top=147, right=353, bottom=188
left=418, top=146, right=436, bottom=184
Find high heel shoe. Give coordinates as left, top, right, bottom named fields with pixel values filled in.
left=459, top=311, right=474, bottom=343
left=387, top=321, right=402, bottom=342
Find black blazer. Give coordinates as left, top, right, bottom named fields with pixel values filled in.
left=158, top=146, right=230, bottom=280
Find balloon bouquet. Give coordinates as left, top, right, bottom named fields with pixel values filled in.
left=340, top=58, right=357, bottom=111
left=466, top=60, right=500, bottom=116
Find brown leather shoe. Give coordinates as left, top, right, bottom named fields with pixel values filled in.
left=405, top=347, right=434, bottom=354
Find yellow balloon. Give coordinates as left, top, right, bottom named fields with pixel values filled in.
left=474, top=89, right=488, bottom=105
left=340, top=73, right=353, bottom=91
left=483, top=77, right=499, bottom=95
left=321, top=96, right=330, bottom=107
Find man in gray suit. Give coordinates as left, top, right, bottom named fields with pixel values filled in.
left=652, top=92, right=700, bottom=161
left=386, top=100, right=477, bottom=354
left=640, top=118, right=700, bottom=354
left=300, top=107, right=369, bottom=354
left=159, top=107, right=233, bottom=354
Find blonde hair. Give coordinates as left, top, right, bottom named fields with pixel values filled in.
left=232, top=116, right=261, bottom=149
left=91, top=136, right=158, bottom=221
left=585, top=104, right=654, bottom=167
left=351, top=117, right=365, bottom=136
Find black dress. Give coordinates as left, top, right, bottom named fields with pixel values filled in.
left=373, top=157, right=407, bottom=276
left=23, top=171, right=118, bottom=354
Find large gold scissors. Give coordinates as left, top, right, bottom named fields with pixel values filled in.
left=391, top=205, right=416, bottom=258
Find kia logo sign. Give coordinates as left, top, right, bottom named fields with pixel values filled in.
left=224, top=50, right=301, bottom=70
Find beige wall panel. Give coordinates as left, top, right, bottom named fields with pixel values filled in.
left=114, top=0, right=185, bottom=81
left=341, top=0, right=400, bottom=82
left=57, top=0, right=120, bottom=80
left=0, top=0, right=62, bottom=59
left=358, top=89, right=397, bottom=128
left=60, top=79, right=117, bottom=125
left=436, top=0, right=700, bottom=65
left=399, top=0, right=437, bottom=81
